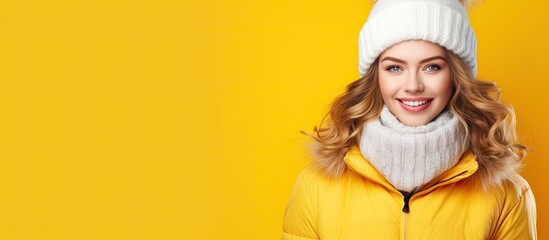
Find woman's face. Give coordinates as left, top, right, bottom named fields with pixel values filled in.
left=378, top=40, right=453, bottom=127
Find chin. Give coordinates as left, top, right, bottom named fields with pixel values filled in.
left=394, top=111, right=438, bottom=127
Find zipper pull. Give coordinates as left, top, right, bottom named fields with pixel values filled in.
left=400, top=191, right=411, bottom=213
left=402, top=195, right=411, bottom=213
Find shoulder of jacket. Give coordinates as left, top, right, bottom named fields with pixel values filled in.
left=508, top=174, right=533, bottom=200
left=490, top=174, right=533, bottom=205
left=296, top=165, right=356, bottom=190
left=297, top=166, right=332, bottom=186
left=487, top=174, right=537, bottom=239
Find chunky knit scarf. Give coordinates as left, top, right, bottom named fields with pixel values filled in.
left=359, top=105, right=468, bottom=192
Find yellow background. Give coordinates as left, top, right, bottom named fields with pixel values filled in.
left=0, top=0, right=547, bottom=239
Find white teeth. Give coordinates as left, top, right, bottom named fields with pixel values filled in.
left=402, top=100, right=428, bottom=107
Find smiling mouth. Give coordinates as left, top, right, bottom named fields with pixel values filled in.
left=397, top=99, right=433, bottom=107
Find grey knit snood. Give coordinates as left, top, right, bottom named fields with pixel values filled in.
left=359, top=105, right=468, bottom=192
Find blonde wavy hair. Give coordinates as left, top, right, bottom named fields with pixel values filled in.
left=308, top=49, right=527, bottom=187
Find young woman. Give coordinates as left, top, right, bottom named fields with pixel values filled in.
left=282, top=0, right=537, bottom=239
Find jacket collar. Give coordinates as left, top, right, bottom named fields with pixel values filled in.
left=343, top=145, right=479, bottom=194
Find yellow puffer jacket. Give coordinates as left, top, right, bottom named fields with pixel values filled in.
left=282, top=146, right=537, bottom=239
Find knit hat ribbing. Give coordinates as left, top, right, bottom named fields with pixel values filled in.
left=358, top=0, right=477, bottom=77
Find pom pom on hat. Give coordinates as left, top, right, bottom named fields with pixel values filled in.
left=358, top=0, right=478, bottom=76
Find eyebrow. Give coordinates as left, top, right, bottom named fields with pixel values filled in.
left=380, top=56, right=447, bottom=64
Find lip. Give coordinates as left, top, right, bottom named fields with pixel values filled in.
left=396, top=98, right=434, bottom=113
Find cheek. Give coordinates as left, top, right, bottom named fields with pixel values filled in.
left=434, top=74, right=453, bottom=101
left=378, top=76, right=397, bottom=100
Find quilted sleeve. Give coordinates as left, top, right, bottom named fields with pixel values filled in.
left=281, top=170, right=320, bottom=240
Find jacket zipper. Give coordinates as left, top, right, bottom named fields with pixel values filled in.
left=399, top=191, right=412, bottom=240
left=403, top=212, right=407, bottom=240
left=397, top=172, right=468, bottom=239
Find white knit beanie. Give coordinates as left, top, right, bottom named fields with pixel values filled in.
left=358, top=0, right=477, bottom=77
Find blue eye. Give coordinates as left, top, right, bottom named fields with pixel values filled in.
left=386, top=66, right=401, bottom=72
left=425, top=65, right=441, bottom=72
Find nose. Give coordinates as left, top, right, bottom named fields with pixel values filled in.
left=404, top=72, right=424, bottom=93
